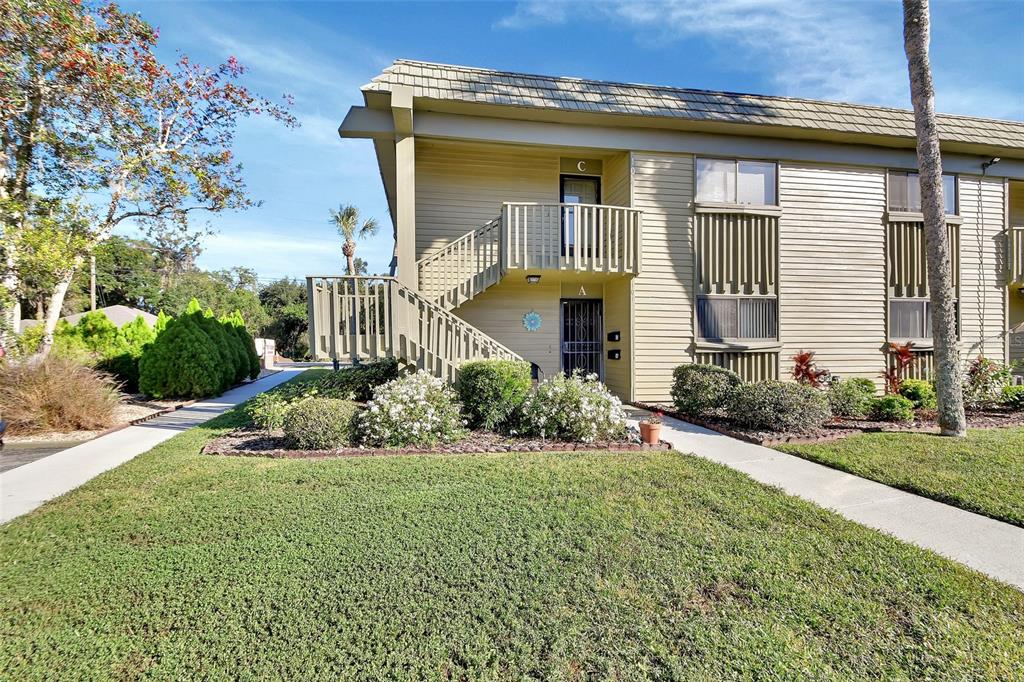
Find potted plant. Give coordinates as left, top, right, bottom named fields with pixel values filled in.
left=639, top=412, right=662, bottom=445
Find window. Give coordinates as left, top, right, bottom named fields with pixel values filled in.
left=887, top=171, right=957, bottom=215
left=698, top=297, right=777, bottom=340
left=696, top=158, right=778, bottom=205
left=889, top=299, right=959, bottom=339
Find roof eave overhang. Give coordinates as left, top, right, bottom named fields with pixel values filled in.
left=348, top=90, right=1024, bottom=160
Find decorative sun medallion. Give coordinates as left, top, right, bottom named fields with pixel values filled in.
left=522, top=310, right=543, bottom=332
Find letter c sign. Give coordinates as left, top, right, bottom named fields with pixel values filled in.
left=577, top=160, right=587, bottom=172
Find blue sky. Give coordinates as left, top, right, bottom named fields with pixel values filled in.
left=121, top=0, right=1024, bottom=284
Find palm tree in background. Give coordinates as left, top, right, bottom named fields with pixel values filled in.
left=329, top=204, right=379, bottom=276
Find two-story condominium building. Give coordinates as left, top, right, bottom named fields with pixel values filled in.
left=309, top=59, right=1024, bottom=404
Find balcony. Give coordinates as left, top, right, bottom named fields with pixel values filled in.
left=418, top=202, right=642, bottom=309
left=501, top=202, right=642, bottom=274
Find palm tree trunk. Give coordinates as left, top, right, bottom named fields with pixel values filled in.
left=903, top=0, right=966, bottom=436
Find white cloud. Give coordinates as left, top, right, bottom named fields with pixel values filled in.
left=497, top=0, right=1021, bottom=118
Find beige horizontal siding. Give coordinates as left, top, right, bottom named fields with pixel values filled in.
left=603, top=152, right=630, bottom=208
left=779, top=163, right=887, bottom=383
left=958, top=175, right=1006, bottom=359
left=631, top=152, right=694, bottom=402
left=453, top=279, right=561, bottom=379
left=603, top=277, right=632, bottom=399
left=415, top=139, right=558, bottom=261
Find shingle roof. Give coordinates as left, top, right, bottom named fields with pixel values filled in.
left=364, top=59, right=1024, bottom=151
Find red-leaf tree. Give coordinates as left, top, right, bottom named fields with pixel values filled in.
left=2, top=0, right=155, bottom=339
left=33, top=50, right=297, bottom=354
left=1, top=0, right=296, bottom=355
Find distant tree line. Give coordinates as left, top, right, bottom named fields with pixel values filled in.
left=16, top=235, right=310, bottom=359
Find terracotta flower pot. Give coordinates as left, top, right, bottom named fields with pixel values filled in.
left=640, top=422, right=661, bottom=445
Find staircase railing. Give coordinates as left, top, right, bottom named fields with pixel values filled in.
left=307, top=275, right=521, bottom=382
left=417, top=217, right=503, bottom=309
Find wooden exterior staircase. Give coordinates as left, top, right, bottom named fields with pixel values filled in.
left=306, top=276, right=521, bottom=382
left=307, top=202, right=643, bottom=379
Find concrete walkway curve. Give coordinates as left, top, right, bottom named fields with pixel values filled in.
left=628, top=409, right=1024, bottom=591
left=0, top=367, right=304, bottom=525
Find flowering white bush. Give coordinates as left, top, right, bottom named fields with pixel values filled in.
left=358, top=371, right=467, bottom=447
left=522, top=371, right=626, bottom=442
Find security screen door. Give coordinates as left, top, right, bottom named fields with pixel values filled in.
left=561, top=298, right=603, bottom=379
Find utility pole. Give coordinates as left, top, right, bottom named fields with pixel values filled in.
left=90, top=254, right=96, bottom=311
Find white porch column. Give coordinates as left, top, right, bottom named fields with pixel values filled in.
left=392, top=86, right=417, bottom=290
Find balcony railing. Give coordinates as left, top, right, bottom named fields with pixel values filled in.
left=417, top=202, right=643, bottom=309
left=1009, top=226, right=1024, bottom=284
left=502, top=202, right=642, bottom=274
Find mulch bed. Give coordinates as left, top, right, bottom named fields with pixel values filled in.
left=634, top=402, right=1024, bottom=447
left=203, top=427, right=672, bottom=460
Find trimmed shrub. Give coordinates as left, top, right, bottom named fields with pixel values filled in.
left=96, top=316, right=157, bottom=393
left=963, top=356, right=1011, bottom=410
left=212, top=309, right=249, bottom=385
left=1000, top=384, right=1024, bottom=411
left=246, top=391, right=292, bottom=433
left=359, top=371, right=466, bottom=447
left=74, top=311, right=124, bottom=357
left=189, top=309, right=237, bottom=392
left=827, top=378, right=876, bottom=418
left=457, top=359, right=532, bottom=431
left=138, top=317, right=224, bottom=399
left=226, top=310, right=260, bottom=380
left=670, top=364, right=742, bottom=418
left=870, top=395, right=916, bottom=423
left=0, top=356, right=121, bottom=435
left=316, top=358, right=401, bottom=402
left=283, top=397, right=359, bottom=450
left=522, top=371, right=626, bottom=442
left=730, top=380, right=831, bottom=433
left=899, top=378, right=937, bottom=409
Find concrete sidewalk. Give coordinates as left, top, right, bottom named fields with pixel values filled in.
left=628, top=409, right=1024, bottom=590
left=0, top=368, right=303, bottom=525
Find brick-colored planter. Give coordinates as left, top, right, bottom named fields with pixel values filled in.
left=203, top=428, right=673, bottom=460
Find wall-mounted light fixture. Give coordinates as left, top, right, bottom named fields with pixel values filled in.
left=981, top=157, right=1001, bottom=174
left=525, top=274, right=541, bottom=284
left=607, top=331, right=621, bottom=342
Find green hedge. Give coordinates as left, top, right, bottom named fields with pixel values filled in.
left=457, top=360, right=532, bottom=431
left=827, top=378, right=876, bottom=418
left=315, top=358, right=401, bottom=402
left=283, top=397, right=359, bottom=449
left=138, top=316, right=223, bottom=399
left=730, top=380, right=832, bottom=433
left=899, top=379, right=936, bottom=409
left=670, top=364, right=742, bottom=418
left=871, top=395, right=916, bottom=423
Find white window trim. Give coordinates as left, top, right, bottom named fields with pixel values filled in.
left=695, top=157, right=780, bottom=208
left=886, top=170, right=959, bottom=216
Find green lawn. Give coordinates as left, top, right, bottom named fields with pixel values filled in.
left=779, top=428, right=1024, bottom=528
left=1, top=412, right=1022, bottom=679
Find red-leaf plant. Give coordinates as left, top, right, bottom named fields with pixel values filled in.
left=881, top=341, right=916, bottom=394
left=792, top=350, right=831, bottom=388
